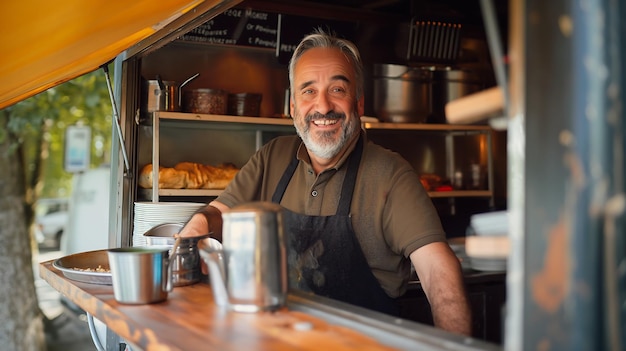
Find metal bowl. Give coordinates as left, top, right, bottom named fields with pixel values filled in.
left=53, top=249, right=112, bottom=285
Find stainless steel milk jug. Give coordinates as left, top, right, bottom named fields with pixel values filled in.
left=200, top=202, right=288, bottom=312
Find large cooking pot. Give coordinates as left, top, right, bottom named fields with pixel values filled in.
left=373, top=64, right=433, bottom=123
left=143, top=73, right=199, bottom=113
left=430, top=68, right=483, bottom=123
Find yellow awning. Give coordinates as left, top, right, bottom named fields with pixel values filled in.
left=0, top=0, right=207, bottom=109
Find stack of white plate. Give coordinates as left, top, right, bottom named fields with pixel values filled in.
left=133, top=202, right=205, bottom=246
left=465, top=210, right=509, bottom=272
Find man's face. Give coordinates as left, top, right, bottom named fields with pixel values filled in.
left=290, top=47, right=364, bottom=160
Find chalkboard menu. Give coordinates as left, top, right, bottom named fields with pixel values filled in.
left=276, top=15, right=358, bottom=64
left=181, top=7, right=279, bottom=49
left=180, top=6, right=357, bottom=63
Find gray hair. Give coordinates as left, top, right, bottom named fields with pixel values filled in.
left=288, top=28, right=364, bottom=100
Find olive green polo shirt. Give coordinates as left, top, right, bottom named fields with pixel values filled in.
left=216, top=131, right=445, bottom=298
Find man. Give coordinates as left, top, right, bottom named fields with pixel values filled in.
left=181, top=29, right=471, bottom=335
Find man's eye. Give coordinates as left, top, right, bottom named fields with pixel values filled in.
left=331, top=87, right=346, bottom=94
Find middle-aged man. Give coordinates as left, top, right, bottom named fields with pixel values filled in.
left=181, top=29, right=472, bottom=336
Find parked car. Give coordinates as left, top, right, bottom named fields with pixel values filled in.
left=34, top=198, right=69, bottom=248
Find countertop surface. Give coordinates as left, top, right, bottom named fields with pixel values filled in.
left=39, top=258, right=502, bottom=351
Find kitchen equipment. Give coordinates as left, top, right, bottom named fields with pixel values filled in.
left=430, top=68, right=483, bottom=123
left=227, top=93, right=262, bottom=116
left=407, top=20, right=463, bottom=62
left=53, top=249, right=112, bottom=285
left=198, top=201, right=287, bottom=312
left=183, top=88, right=228, bottom=114
left=107, top=246, right=176, bottom=304
left=373, top=64, right=433, bottom=123
left=143, top=222, right=210, bottom=286
left=143, top=73, right=199, bottom=113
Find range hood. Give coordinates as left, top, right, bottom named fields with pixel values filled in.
left=0, top=0, right=240, bottom=109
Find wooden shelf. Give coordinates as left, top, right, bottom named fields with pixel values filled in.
left=139, top=188, right=492, bottom=200
left=155, top=111, right=294, bottom=126
left=154, top=111, right=493, bottom=132
left=428, top=190, right=492, bottom=198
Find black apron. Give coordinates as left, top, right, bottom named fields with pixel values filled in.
left=271, top=136, right=398, bottom=316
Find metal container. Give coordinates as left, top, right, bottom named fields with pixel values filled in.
left=430, top=68, right=483, bottom=123
left=227, top=93, right=262, bottom=117
left=183, top=88, right=228, bottom=114
left=107, top=246, right=174, bottom=304
left=373, top=64, right=433, bottom=123
left=142, top=73, right=199, bottom=113
left=144, top=79, right=179, bottom=112
left=143, top=223, right=209, bottom=287
left=199, top=202, right=287, bottom=312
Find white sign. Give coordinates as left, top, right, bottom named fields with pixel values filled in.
left=64, top=125, right=91, bottom=173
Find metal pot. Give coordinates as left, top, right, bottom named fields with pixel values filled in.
left=143, top=222, right=209, bottom=287
left=143, top=73, right=199, bottom=113
left=373, top=64, right=433, bottom=123
left=430, top=68, right=483, bottom=123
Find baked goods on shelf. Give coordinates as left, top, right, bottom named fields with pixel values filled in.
left=138, top=162, right=239, bottom=189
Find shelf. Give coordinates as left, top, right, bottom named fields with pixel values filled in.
left=154, top=111, right=294, bottom=126
left=153, top=111, right=493, bottom=132
left=427, top=190, right=492, bottom=198
left=362, top=120, right=492, bottom=132
left=139, top=188, right=492, bottom=200
left=138, top=188, right=223, bottom=199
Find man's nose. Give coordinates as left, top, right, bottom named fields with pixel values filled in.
left=314, top=92, right=333, bottom=115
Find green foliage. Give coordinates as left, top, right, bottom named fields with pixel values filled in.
left=3, top=68, right=113, bottom=199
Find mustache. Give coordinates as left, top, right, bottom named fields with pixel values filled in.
left=305, top=111, right=345, bottom=122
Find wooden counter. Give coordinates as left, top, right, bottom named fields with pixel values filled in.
left=39, top=260, right=501, bottom=351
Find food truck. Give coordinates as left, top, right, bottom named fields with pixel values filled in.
left=3, top=0, right=624, bottom=350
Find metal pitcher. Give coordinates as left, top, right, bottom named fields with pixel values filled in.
left=198, top=202, right=287, bottom=312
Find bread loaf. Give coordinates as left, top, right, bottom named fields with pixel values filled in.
left=138, top=162, right=238, bottom=189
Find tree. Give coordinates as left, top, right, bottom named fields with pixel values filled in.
left=0, top=69, right=112, bottom=350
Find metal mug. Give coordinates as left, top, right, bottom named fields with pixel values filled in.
left=108, top=246, right=175, bottom=304
left=198, top=201, right=287, bottom=312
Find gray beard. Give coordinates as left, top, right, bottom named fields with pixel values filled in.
left=295, top=111, right=360, bottom=160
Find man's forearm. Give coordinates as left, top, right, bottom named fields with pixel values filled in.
left=428, top=281, right=472, bottom=335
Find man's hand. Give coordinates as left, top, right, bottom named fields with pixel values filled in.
left=180, top=201, right=228, bottom=241
left=410, top=241, right=472, bottom=336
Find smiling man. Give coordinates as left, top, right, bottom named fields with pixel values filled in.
left=181, top=29, right=471, bottom=336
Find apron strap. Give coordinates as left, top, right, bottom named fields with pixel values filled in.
left=271, top=154, right=299, bottom=204
left=336, top=135, right=363, bottom=216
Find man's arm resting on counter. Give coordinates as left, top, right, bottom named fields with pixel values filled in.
left=410, top=241, right=472, bottom=336
left=180, top=200, right=229, bottom=241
